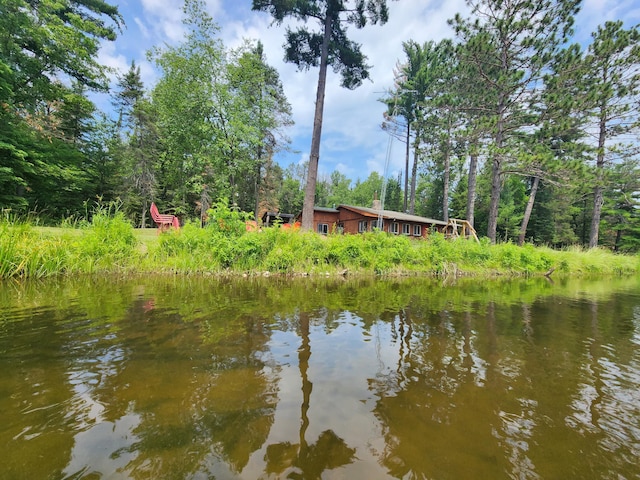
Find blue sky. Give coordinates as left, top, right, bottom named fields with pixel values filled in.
left=97, top=0, right=640, bottom=183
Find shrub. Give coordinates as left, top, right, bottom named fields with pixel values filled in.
left=74, top=206, right=137, bottom=267
left=205, top=199, right=251, bottom=238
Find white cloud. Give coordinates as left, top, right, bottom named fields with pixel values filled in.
left=133, top=17, right=150, bottom=39
left=575, top=0, right=640, bottom=42
left=140, top=0, right=185, bottom=42
left=138, top=60, right=159, bottom=90
left=100, top=0, right=636, bottom=181
left=97, top=41, right=130, bottom=81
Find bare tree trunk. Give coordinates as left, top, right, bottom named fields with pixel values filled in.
left=403, top=122, right=410, bottom=212
left=590, top=185, right=604, bottom=247
left=614, top=226, right=622, bottom=252
left=518, top=176, right=539, bottom=246
left=254, top=161, right=261, bottom=223
left=589, top=105, right=607, bottom=248
left=487, top=158, right=501, bottom=243
left=466, top=149, right=478, bottom=227
left=301, top=14, right=332, bottom=231
left=409, top=142, right=419, bottom=214
left=141, top=203, right=147, bottom=228
left=487, top=94, right=507, bottom=244
left=442, top=111, right=452, bottom=223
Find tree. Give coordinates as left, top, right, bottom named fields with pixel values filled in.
left=278, top=163, right=306, bottom=214
left=113, top=61, right=145, bottom=132
left=516, top=42, right=589, bottom=246
left=415, top=39, right=460, bottom=222
left=0, top=0, right=122, bottom=213
left=81, top=115, right=122, bottom=202
left=451, top=36, right=498, bottom=229
left=321, top=170, right=352, bottom=207
left=111, top=61, right=159, bottom=226
left=350, top=171, right=384, bottom=207
left=582, top=21, right=640, bottom=247
left=384, top=174, right=403, bottom=212
left=151, top=4, right=294, bottom=219
left=150, top=0, right=227, bottom=213
left=382, top=42, right=424, bottom=212
left=450, top=0, right=580, bottom=243
left=601, top=157, right=640, bottom=252
left=253, top=0, right=390, bottom=230
left=0, top=0, right=122, bottom=109
left=226, top=41, right=293, bottom=219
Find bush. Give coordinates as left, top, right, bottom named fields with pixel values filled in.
left=72, top=204, right=137, bottom=272
left=205, top=199, right=251, bottom=238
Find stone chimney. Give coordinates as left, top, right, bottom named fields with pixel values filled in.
left=372, top=192, right=382, bottom=210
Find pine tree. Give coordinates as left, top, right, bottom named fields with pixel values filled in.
left=253, top=0, right=390, bottom=230
left=582, top=21, right=640, bottom=247
left=450, top=0, right=580, bottom=243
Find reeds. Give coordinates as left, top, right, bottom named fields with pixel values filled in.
left=0, top=204, right=139, bottom=278
left=144, top=226, right=639, bottom=277
left=1, top=213, right=638, bottom=279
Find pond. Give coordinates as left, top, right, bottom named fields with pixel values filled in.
left=1, top=275, right=639, bottom=479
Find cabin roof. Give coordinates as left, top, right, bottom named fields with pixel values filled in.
left=338, top=205, right=448, bottom=226
left=313, top=206, right=340, bottom=213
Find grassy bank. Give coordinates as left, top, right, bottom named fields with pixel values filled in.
left=1, top=211, right=638, bottom=279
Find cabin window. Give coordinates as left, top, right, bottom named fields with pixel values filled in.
left=337, top=222, right=344, bottom=234
left=402, top=223, right=411, bottom=235
left=413, top=225, right=422, bottom=236
left=317, top=223, right=329, bottom=235
left=358, top=220, right=368, bottom=233
left=391, top=222, right=399, bottom=234
left=372, top=219, right=383, bottom=230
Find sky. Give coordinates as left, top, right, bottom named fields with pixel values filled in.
left=97, top=0, right=640, bottom=184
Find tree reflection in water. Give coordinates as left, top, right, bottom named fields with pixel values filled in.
left=263, top=312, right=356, bottom=479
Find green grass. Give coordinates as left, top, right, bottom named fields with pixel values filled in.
left=1, top=215, right=639, bottom=279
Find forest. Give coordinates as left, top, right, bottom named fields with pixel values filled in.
left=1, top=0, right=639, bottom=251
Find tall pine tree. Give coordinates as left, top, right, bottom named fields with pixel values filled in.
left=253, top=0, right=390, bottom=230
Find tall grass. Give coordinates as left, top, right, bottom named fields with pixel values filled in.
left=0, top=222, right=72, bottom=278
left=69, top=204, right=138, bottom=273
left=2, top=213, right=638, bottom=279
left=0, top=203, right=139, bottom=278
left=145, top=227, right=639, bottom=277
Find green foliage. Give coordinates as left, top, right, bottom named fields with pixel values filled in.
left=205, top=199, right=252, bottom=237
left=0, top=0, right=122, bottom=216
left=278, top=163, right=306, bottom=213
left=450, top=0, right=581, bottom=243
left=150, top=1, right=226, bottom=212
left=149, top=2, right=293, bottom=217
left=0, top=222, right=70, bottom=278
left=0, top=202, right=139, bottom=277
left=350, top=172, right=384, bottom=207
left=2, top=218, right=639, bottom=279
left=0, top=0, right=122, bottom=107
left=71, top=203, right=138, bottom=272
left=491, top=242, right=553, bottom=273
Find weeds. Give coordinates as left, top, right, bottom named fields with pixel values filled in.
left=1, top=202, right=139, bottom=278
left=1, top=208, right=639, bottom=279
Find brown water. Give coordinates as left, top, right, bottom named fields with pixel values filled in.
left=1, top=275, right=639, bottom=479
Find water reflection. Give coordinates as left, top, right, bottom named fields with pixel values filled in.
left=262, top=311, right=356, bottom=479
left=0, top=275, right=639, bottom=479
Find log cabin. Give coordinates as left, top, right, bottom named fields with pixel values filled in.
left=305, top=200, right=451, bottom=238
